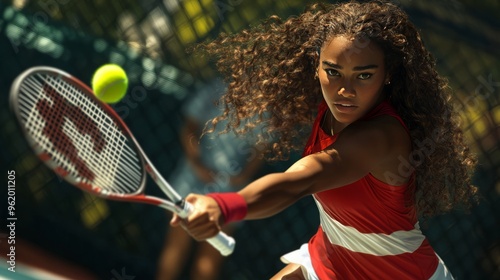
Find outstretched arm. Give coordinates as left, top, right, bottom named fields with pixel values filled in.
left=172, top=117, right=410, bottom=240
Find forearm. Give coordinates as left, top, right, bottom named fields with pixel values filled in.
left=178, top=176, right=310, bottom=241
left=211, top=150, right=361, bottom=224
left=239, top=171, right=314, bottom=220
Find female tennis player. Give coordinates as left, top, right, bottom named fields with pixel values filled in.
left=171, top=1, right=478, bottom=279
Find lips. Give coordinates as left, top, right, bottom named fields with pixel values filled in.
left=334, top=102, right=357, bottom=112
left=335, top=103, right=356, bottom=107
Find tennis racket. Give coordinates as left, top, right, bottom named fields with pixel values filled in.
left=9, top=66, right=235, bottom=256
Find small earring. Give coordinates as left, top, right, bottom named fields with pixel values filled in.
left=385, top=81, right=391, bottom=85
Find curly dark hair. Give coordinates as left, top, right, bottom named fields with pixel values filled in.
left=197, top=1, right=478, bottom=217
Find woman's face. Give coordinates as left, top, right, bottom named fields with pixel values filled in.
left=318, top=35, right=389, bottom=132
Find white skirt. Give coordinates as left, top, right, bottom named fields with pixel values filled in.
left=280, top=243, right=454, bottom=280
left=280, top=243, right=318, bottom=280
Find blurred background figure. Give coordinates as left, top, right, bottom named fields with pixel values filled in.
left=156, top=79, right=266, bottom=280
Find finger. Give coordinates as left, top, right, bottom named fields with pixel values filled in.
left=170, top=214, right=182, bottom=227
left=184, top=224, right=220, bottom=241
left=184, top=212, right=220, bottom=239
left=185, top=193, right=199, bottom=204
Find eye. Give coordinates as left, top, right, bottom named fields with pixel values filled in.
left=325, top=69, right=340, bottom=77
left=358, top=73, right=372, bottom=80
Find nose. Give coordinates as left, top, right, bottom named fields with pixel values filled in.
left=338, top=83, right=355, bottom=98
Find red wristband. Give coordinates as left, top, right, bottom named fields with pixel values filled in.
left=206, top=192, right=247, bottom=224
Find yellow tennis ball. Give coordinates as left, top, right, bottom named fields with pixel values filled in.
left=91, top=64, right=128, bottom=104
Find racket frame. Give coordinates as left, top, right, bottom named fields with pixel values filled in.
left=9, top=66, right=235, bottom=256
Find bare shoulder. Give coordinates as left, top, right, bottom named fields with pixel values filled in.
left=338, top=115, right=412, bottom=185
left=282, top=115, right=413, bottom=193
left=326, top=115, right=412, bottom=185
left=333, top=115, right=410, bottom=153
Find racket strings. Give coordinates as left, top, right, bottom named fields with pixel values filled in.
left=17, top=73, right=143, bottom=195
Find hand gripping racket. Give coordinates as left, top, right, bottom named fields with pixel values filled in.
left=9, top=66, right=235, bottom=256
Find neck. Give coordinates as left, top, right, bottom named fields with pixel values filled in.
left=322, top=110, right=337, bottom=136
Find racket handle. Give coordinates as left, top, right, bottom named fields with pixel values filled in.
left=181, top=200, right=236, bottom=256
left=207, top=232, right=236, bottom=256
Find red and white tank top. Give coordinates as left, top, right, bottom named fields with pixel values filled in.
left=303, top=100, right=439, bottom=279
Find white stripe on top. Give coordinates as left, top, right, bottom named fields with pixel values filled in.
left=315, top=198, right=426, bottom=256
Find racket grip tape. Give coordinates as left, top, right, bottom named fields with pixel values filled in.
left=207, top=232, right=236, bottom=256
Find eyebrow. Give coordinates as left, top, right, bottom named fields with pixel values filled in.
left=322, top=61, right=378, bottom=71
